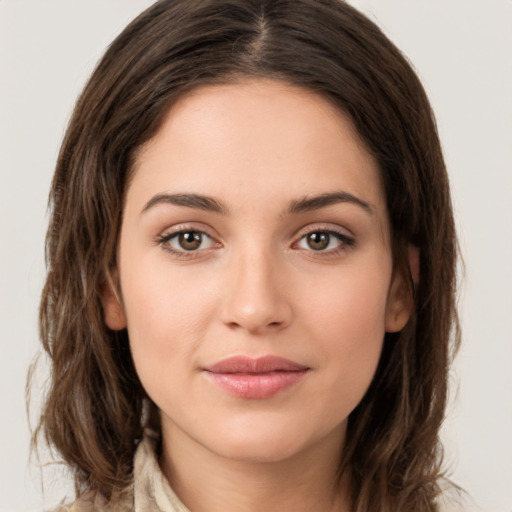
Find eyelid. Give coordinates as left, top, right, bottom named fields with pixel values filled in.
left=156, top=222, right=219, bottom=240
left=294, top=223, right=354, bottom=241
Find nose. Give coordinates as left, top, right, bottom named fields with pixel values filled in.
left=220, top=247, right=293, bottom=335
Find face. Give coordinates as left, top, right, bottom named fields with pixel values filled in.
left=103, top=79, right=410, bottom=464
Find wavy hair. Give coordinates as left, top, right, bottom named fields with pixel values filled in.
left=33, top=1, right=459, bottom=510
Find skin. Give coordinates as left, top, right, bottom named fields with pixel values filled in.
left=103, top=79, right=411, bottom=512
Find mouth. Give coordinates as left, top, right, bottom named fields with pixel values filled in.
left=203, top=355, right=309, bottom=399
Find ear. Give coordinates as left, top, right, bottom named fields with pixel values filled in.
left=385, top=259, right=416, bottom=333
left=101, top=271, right=127, bottom=330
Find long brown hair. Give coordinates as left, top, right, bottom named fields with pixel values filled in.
left=34, top=1, right=459, bottom=510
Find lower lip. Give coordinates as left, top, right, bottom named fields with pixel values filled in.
left=204, top=370, right=308, bottom=399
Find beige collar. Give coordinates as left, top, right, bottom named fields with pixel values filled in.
left=133, top=432, right=190, bottom=512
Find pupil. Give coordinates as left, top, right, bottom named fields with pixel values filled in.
left=308, top=232, right=329, bottom=250
left=179, top=232, right=201, bottom=250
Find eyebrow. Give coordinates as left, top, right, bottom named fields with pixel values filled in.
left=141, top=193, right=228, bottom=215
left=287, top=191, right=374, bottom=215
left=141, top=190, right=374, bottom=216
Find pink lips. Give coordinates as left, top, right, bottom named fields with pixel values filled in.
left=203, top=355, right=309, bottom=399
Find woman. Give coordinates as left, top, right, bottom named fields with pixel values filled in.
left=35, top=0, right=459, bottom=510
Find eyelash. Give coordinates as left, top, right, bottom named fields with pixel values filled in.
left=155, top=227, right=355, bottom=259
left=155, top=229, right=218, bottom=259
left=294, top=228, right=355, bottom=256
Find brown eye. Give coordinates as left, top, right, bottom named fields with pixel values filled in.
left=296, top=230, right=353, bottom=253
left=178, top=231, right=203, bottom=250
left=158, top=230, right=216, bottom=253
left=306, top=232, right=330, bottom=251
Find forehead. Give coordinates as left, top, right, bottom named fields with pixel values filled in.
left=130, top=79, right=386, bottom=216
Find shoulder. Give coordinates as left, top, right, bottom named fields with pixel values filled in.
left=48, top=430, right=185, bottom=512
left=49, top=488, right=134, bottom=512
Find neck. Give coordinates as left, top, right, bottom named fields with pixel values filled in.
left=159, top=422, right=351, bottom=512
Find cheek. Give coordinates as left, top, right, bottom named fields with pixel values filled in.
left=122, top=243, right=216, bottom=324
left=302, top=260, right=391, bottom=339
left=298, top=262, right=391, bottom=395
left=119, top=256, right=219, bottom=381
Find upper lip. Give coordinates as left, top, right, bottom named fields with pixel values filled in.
left=204, top=355, right=308, bottom=374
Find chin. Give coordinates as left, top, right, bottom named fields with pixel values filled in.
left=197, top=414, right=339, bottom=464
left=210, top=434, right=308, bottom=463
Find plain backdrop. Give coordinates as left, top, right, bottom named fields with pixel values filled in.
left=1, top=1, right=511, bottom=511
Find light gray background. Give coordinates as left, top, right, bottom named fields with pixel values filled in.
left=1, top=1, right=511, bottom=511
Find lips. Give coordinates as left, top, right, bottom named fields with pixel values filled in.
left=203, top=355, right=309, bottom=399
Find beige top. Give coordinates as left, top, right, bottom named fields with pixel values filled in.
left=54, top=434, right=190, bottom=512
left=53, top=434, right=463, bottom=512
